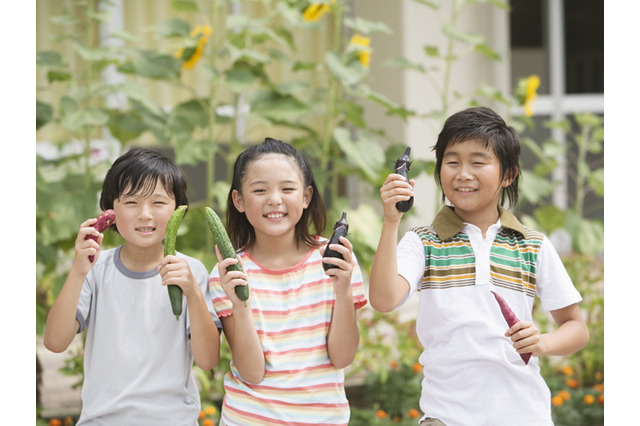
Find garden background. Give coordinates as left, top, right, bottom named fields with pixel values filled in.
left=34, top=1, right=607, bottom=425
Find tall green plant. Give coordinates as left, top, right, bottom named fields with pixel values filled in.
left=518, top=113, right=604, bottom=255
left=36, top=0, right=132, bottom=334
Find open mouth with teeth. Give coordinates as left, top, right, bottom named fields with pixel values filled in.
left=136, top=226, right=156, bottom=233
left=456, top=187, right=477, bottom=193
left=265, top=212, right=286, bottom=219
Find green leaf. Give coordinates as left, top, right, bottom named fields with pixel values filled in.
left=73, top=44, right=114, bottom=62
left=171, top=0, right=199, bottom=12
left=533, top=205, right=566, bottom=234
left=118, top=50, right=181, bottom=80
left=474, top=42, right=502, bottom=61
left=250, top=90, right=308, bottom=121
left=424, top=45, right=439, bottom=57
left=47, top=70, right=72, bottom=83
left=37, top=51, right=64, bottom=67
left=155, top=18, right=191, bottom=38
left=166, top=99, right=210, bottom=137
left=36, top=100, right=53, bottom=130
left=325, top=52, right=367, bottom=86
left=519, top=170, right=556, bottom=204
left=344, top=17, right=392, bottom=35
left=81, top=107, right=110, bottom=127
left=333, top=127, right=385, bottom=182
left=383, top=57, right=426, bottom=73
left=588, top=168, right=604, bottom=196
left=107, top=110, right=146, bottom=143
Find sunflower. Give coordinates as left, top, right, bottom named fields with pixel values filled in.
left=175, top=24, right=213, bottom=70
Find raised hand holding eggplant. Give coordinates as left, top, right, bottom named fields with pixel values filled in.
left=395, top=147, right=414, bottom=213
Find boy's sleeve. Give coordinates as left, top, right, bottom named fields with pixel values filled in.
left=76, top=276, right=93, bottom=333
left=536, top=236, right=583, bottom=311
left=396, top=230, right=426, bottom=305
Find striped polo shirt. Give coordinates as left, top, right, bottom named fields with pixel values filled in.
left=396, top=206, right=582, bottom=425
left=419, top=205, right=542, bottom=297
left=209, top=241, right=367, bottom=426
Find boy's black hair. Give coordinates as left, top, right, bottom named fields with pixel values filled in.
left=100, top=148, right=189, bottom=232
left=432, top=106, right=521, bottom=207
left=226, top=137, right=326, bottom=249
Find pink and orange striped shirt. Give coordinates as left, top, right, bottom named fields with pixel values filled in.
left=209, top=241, right=367, bottom=425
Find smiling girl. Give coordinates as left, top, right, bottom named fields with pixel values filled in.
left=208, top=137, right=367, bottom=425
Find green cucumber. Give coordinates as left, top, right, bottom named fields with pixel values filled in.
left=164, top=205, right=188, bottom=320
left=204, top=207, right=249, bottom=305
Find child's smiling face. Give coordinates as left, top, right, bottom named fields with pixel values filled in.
left=232, top=153, right=312, bottom=244
left=112, top=182, right=177, bottom=251
left=440, top=139, right=514, bottom=226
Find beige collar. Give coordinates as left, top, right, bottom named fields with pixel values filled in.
left=433, top=205, right=527, bottom=241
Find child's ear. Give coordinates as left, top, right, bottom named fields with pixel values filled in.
left=231, top=189, right=245, bottom=212
left=303, top=186, right=313, bottom=209
left=502, top=168, right=518, bottom=187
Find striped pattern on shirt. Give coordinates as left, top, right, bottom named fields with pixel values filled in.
left=412, top=224, right=544, bottom=298
left=209, top=243, right=367, bottom=426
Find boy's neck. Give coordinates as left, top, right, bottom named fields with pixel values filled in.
left=119, top=243, right=164, bottom=272
left=453, top=207, right=500, bottom=239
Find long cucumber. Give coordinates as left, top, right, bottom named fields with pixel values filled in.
left=204, top=207, right=249, bottom=305
left=164, top=205, right=188, bottom=320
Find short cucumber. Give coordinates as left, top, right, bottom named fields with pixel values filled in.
left=204, top=207, right=249, bottom=304
left=164, top=205, right=188, bottom=320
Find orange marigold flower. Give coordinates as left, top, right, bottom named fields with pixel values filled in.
left=593, top=383, right=604, bottom=392
left=412, top=362, right=423, bottom=373
left=557, top=390, right=571, bottom=401
left=594, top=371, right=602, bottom=381
left=408, top=408, right=421, bottom=419
left=63, top=417, right=73, bottom=426
left=204, top=405, right=217, bottom=416
left=584, top=394, right=595, bottom=405
left=199, top=410, right=206, bottom=419
left=389, top=360, right=398, bottom=369
left=202, top=419, right=215, bottom=426
left=560, top=365, right=574, bottom=376
left=376, top=409, right=388, bottom=419
left=597, top=394, right=604, bottom=405
left=551, top=395, right=565, bottom=407
left=49, top=420, right=62, bottom=426
left=566, top=378, right=579, bottom=389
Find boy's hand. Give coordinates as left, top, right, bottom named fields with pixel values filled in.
left=380, top=173, right=415, bottom=221
left=320, top=236, right=355, bottom=293
left=506, top=320, right=544, bottom=357
left=73, top=218, right=104, bottom=274
left=158, top=255, right=199, bottom=299
left=215, top=245, right=250, bottom=308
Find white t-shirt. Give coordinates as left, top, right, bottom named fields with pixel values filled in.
left=397, top=220, right=582, bottom=426
left=75, top=246, right=221, bottom=426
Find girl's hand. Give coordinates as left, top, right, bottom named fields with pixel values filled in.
left=320, top=236, right=355, bottom=292
left=215, top=245, right=250, bottom=308
left=73, top=218, right=104, bottom=274
left=380, top=173, right=415, bottom=222
left=158, top=255, right=199, bottom=299
left=506, top=321, right=544, bottom=357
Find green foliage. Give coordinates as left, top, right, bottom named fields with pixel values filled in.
left=518, top=114, right=604, bottom=255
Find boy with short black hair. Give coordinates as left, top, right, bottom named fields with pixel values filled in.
left=44, top=147, right=221, bottom=425
left=370, top=107, right=589, bottom=425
